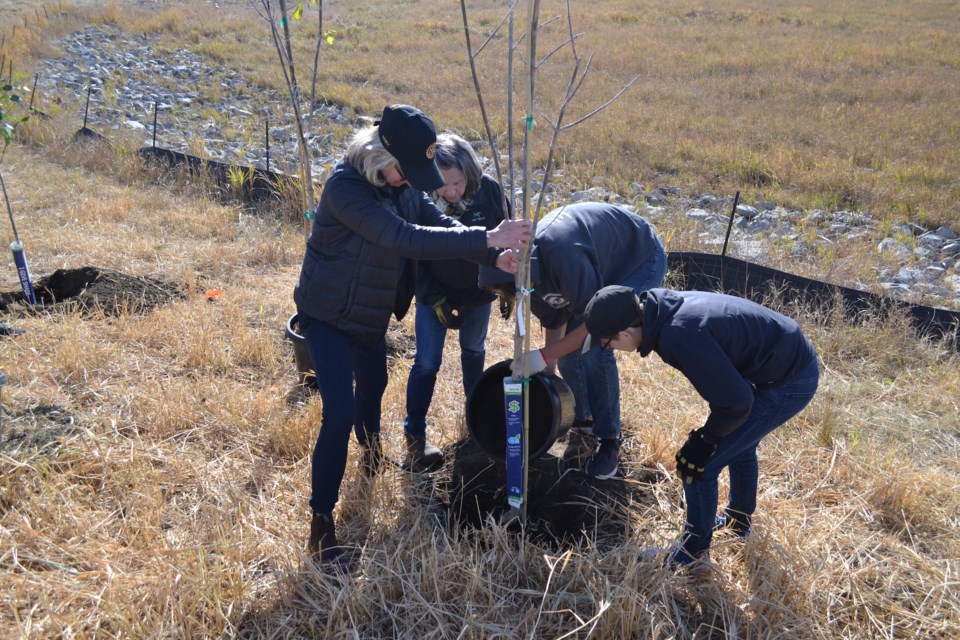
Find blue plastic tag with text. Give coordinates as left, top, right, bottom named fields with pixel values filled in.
left=503, top=377, right=524, bottom=509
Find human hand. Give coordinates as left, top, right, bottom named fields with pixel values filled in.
left=510, top=349, right=549, bottom=378
left=495, top=249, right=519, bottom=274
left=486, top=219, right=533, bottom=249
left=675, top=429, right=719, bottom=485
left=429, top=296, right=464, bottom=329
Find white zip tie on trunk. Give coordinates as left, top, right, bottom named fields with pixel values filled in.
left=515, top=286, right=534, bottom=337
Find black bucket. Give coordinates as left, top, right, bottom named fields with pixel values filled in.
left=285, top=313, right=316, bottom=388
left=466, top=360, right=575, bottom=460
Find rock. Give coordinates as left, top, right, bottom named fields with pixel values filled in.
left=935, top=225, right=958, bottom=240
left=736, top=204, right=760, bottom=219
left=919, top=233, right=944, bottom=248
left=878, top=238, right=911, bottom=260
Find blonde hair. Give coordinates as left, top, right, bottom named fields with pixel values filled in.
left=344, top=127, right=397, bottom=187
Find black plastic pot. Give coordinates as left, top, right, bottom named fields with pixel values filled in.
left=466, top=360, right=574, bottom=460
left=285, top=313, right=316, bottom=388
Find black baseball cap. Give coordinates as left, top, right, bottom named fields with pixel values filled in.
left=376, top=104, right=444, bottom=192
left=582, top=285, right=644, bottom=353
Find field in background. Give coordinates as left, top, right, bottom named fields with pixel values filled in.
left=0, top=1, right=958, bottom=638
left=19, top=0, right=958, bottom=228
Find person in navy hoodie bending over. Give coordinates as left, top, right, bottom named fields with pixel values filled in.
left=402, top=133, right=511, bottom=472
left=582, top=285, right=819, bottom=567
left=480, top=202, right=667, bottom=480
left=294, top=105, right=531, bottom=564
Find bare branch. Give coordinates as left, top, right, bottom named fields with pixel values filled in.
left=253, top=0, right=317, bottom=231
left=560, top=74, right=640, bottom=130
left=460, top=0, right=508, bottom=218
left=535, top=32, right=583, bottom=68
left=564, top=0, right=578, bottom=60
left=472, top=5, right=513, bottom=58
left=307, top=0, right=324, bottom=134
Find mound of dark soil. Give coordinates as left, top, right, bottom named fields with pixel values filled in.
left=450, top=434, right=655, bottom=547
left=0, top=266, right=183, bottom=316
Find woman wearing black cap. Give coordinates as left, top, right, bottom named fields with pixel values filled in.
left=294, top=105, right=530, bottom=564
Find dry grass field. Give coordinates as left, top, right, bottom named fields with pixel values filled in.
left=1, top=1, right=959, bottom=638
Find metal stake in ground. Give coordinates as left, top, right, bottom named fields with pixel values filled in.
left=1, top=171, right=36, bottom=304
left=721, top=190, right=741, bottom=258
left=0, top=371, right=6, bottom=451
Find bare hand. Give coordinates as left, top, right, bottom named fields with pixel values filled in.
left=495, top=250, right=519, bottom=274
left=486, top=218, right=532, bottom=249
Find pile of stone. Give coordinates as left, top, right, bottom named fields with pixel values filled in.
left=37, top=25, right=960, bottom=311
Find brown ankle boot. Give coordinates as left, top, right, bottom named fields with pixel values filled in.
left=307, top=512, right=342, bottom=562
left=360, top=433, right=383, bottom=477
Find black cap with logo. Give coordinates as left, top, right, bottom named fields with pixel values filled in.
left=582, top=285, right=644, bottom=353
left=376, top=104, right=444, bottom=192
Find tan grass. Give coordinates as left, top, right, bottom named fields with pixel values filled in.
left=0, top=1, right=959, bottom=638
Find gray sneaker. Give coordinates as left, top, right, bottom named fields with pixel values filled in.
left=584, top=438, right=620, bottom=479
left=404, top=434, right=443, bottom=472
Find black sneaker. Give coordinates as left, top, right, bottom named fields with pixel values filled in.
left=404, top=434, right=443, bottom=472
left=584, top=438, right=620, bottom=479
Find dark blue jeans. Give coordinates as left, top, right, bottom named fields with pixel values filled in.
left=404, top=302, right=490, bottom=438
left=558, top=240, right=668, bottom=439
left=681, top=357, right=820, bottom=559
left=298, top=311, right=388, bottom=515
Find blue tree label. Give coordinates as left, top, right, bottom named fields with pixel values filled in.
left=503, top=377, right=523, bottom=509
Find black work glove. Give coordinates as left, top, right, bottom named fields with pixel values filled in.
left=429, top=295, right=464, bottom=329
left=498, top=294, right=515, bottom=320
left=675, top=428, right=719, bottom=485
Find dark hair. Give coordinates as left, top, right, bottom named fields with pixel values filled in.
left=434, top=133, right=482, bottom=198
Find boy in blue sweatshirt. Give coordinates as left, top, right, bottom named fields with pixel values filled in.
left=582, top=285, right=819, bottom=566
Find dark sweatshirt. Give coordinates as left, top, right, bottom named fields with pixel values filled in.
left=639, top=288, right=817, bottom=438
left=529, top=202, right=662, bottom=329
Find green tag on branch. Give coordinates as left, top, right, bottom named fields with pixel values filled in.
left=525, top=115, right=534, bottom=131
left=304, top=210, right=314, bottom=220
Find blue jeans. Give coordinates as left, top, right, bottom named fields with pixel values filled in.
left=558, top=241, right=668, bottom=439
left=298, top=311, right=388, bottom=515
left=405, top=302, right=491, bottom=438
left=681, top=357, right=820, bottom=559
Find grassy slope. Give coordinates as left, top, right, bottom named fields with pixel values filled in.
left=0, top=1, right=958, bottom=638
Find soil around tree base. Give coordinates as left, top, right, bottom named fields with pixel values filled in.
left=449, top=434, right=653, bottom=547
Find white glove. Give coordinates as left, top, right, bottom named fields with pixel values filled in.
left=510, top=349, right=549, bottom=378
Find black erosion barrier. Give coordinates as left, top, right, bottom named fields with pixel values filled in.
left=668, top=251, right=960, bottom=351
left=136, top=146, right=297, bottom=203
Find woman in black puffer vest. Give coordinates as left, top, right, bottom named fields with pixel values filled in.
left=294, top=105, right=530, bottom=565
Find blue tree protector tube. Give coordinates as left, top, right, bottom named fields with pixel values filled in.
left=10, top=241, right=36, bottom=305
left=503, top=376, right=524, bottom=510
